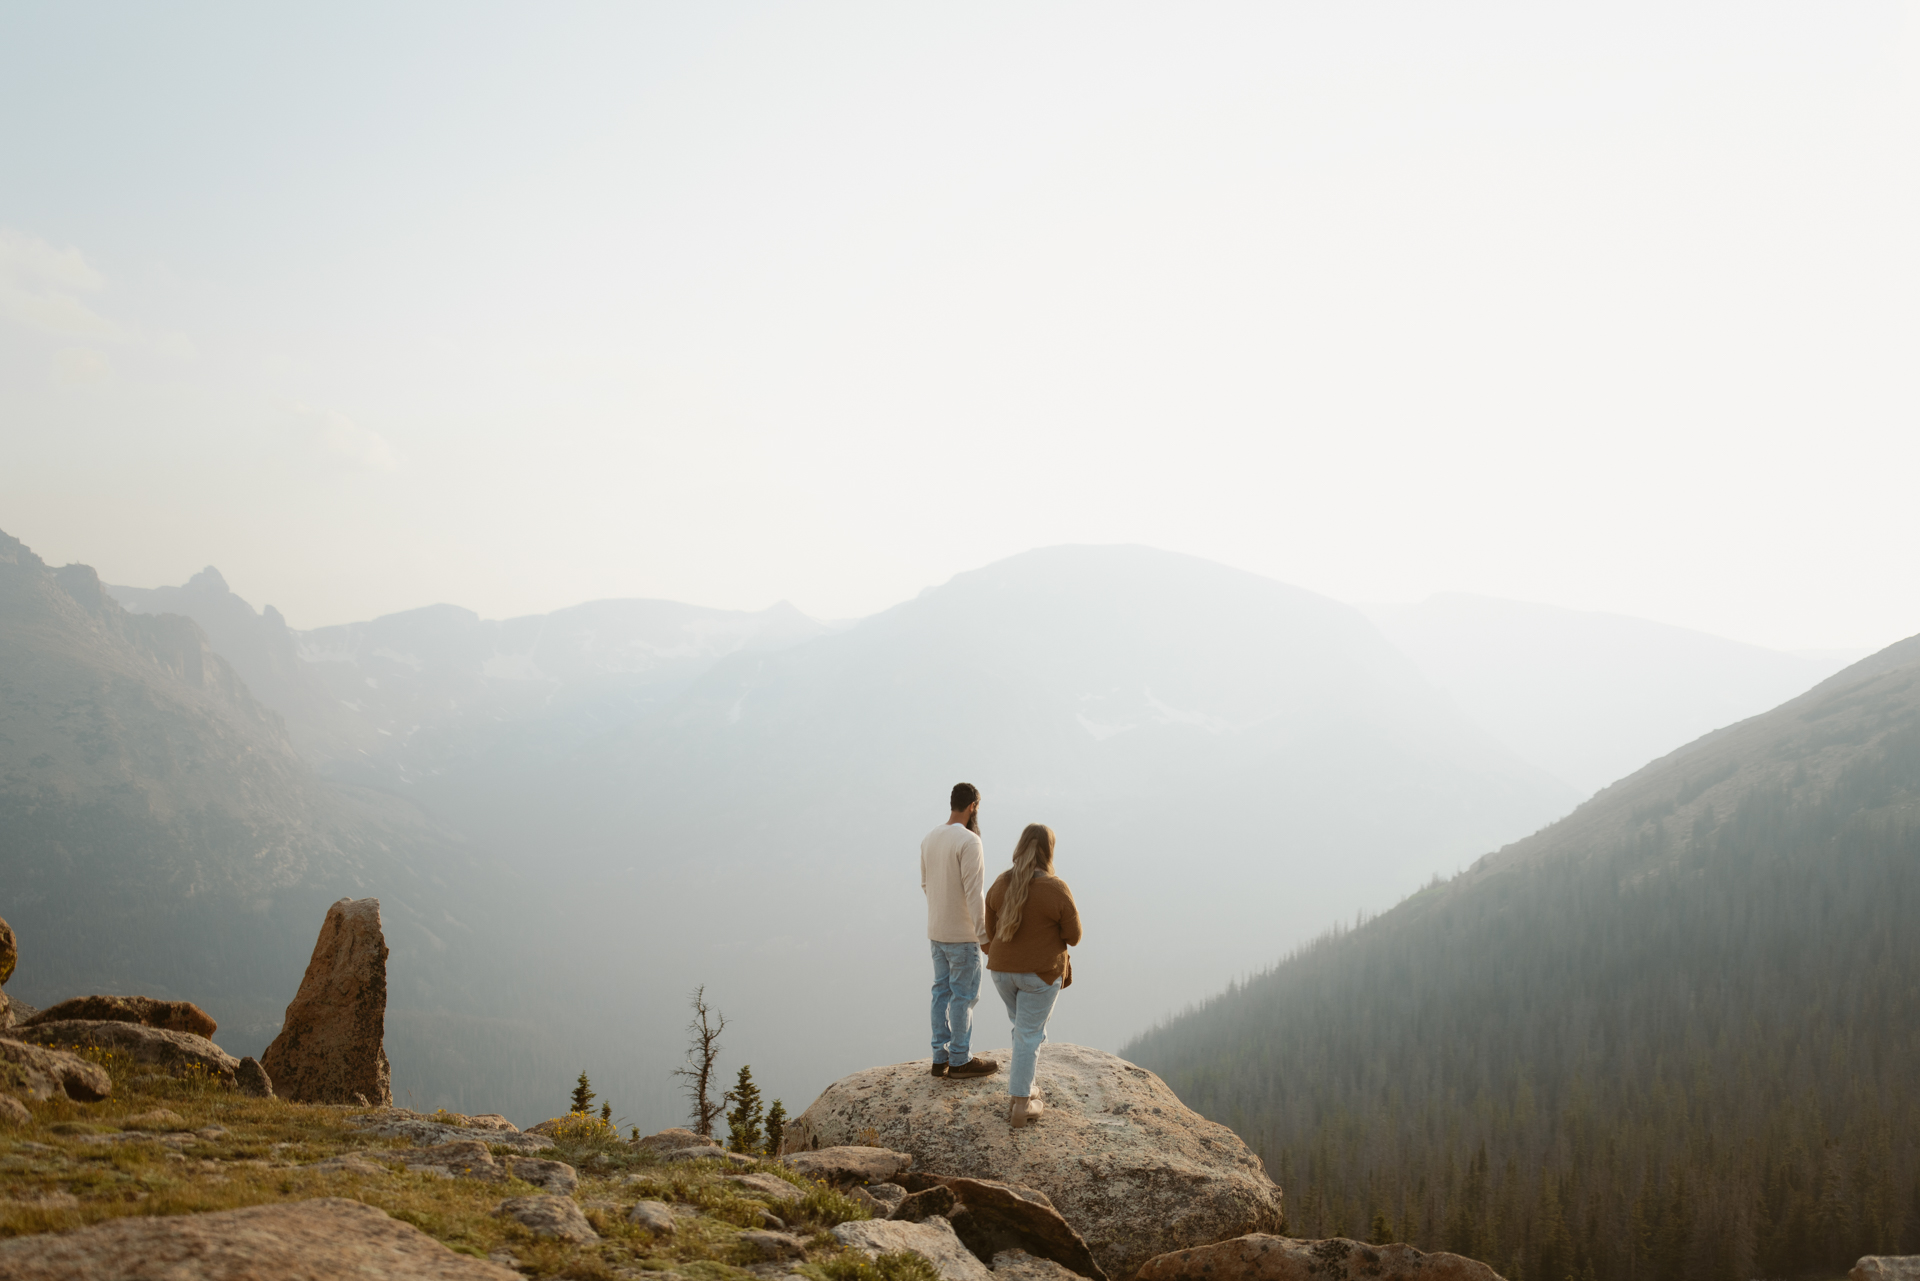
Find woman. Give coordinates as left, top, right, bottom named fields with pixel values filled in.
left=984, top=823, right=1081, bottom=1129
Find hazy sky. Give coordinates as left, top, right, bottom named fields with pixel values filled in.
left=3, top=3, right=1915, bottom=650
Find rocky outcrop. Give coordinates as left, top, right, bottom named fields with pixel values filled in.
left=834, top=1216, right=995, bottom=1281
left=0, top=1036, right=113, bottom=1102
left=787, top=1044, right=1282, bottom=1281
left=0, top=913, right=15, bottom=985
left=399, top=1139, right=579, bottom=1192
left=351, top=1108, right=555, bottom=1154
left=0, top=1195, right=515, bottom=1279
left=263, top=897, right=392, bottom=1105
left=1855, top=1260, right=1920, bottom=1281
left=22, top=995, right=218, bottom=1038
left=21, top=1020, right=240, bottom=1086
left=898, top=1174, right=1104, bottom=1280
left=0, top=1094, right=29, bottom=1126
left=1136, top=1236, right=1507, bottom=1281
left=784, top=1144, right=915, bottom=1184
left=495, top=1194, right=597, bottom=1242
left=629, top=1200, right=676, bottom=1232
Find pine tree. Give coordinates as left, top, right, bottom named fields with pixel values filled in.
left=570, top=1070, right=595, bottom=1116
left=600, top=1101, right=612, bottom=1122
left=1370, top=1211, right=1394, bottom=1244
left=764, top=1099, right=787, bottom=1158
left=726, top=1064, right=765, bottom=1154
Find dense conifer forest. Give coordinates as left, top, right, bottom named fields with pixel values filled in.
left=1128, top=648, right=1920, bottom=1281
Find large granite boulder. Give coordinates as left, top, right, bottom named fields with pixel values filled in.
left=786, top=1043, right=1282, bottom=1281
left=0, top=1195, right=514, bottom=1279
left=1855, top=1260, right=1920, bottom=1280
left=263, top=897, right=392, bottom=1105
left=1136, top=1236, right=1507, bottom=1281
left=22, top=1020, right=240, bottom=1087
left=0, top=1037, right=112, bottom=1102
left=23, top=994, right=217, bottom=1038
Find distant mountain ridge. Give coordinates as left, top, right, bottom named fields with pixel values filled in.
left=1362, top=592, right=1848, bottom=796
left=56, top=541, right=1578, bottom=1126
left=1125, top=632, right=1920, bottom=1281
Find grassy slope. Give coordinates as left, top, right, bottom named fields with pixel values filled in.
left=0, top=1049, right=897, bottom=1281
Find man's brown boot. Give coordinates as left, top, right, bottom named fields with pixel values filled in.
left=946, top=1057, right=999, bottom=1079
left=930, top=1061, right=948, bottom=1078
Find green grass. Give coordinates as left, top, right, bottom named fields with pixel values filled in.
left=0, top=1061, right=885, bottom=1279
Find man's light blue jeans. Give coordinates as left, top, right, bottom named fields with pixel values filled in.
left=930, top=940, right=984, bottom=1066
left=991, top=970, right=1063, bottom=1097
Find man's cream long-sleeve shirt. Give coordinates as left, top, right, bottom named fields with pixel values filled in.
left=921, top=823, right=989, bottom=945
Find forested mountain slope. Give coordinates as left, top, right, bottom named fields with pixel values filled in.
left=0, top=530, right=530, bottom=1090
left=1125, top=636, right=1920, bottom=1281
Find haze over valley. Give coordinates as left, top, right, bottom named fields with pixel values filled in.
left=4, top=7, right=1917, bottom=1277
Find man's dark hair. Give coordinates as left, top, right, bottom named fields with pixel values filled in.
left=950, top=782, right=979, bottom=812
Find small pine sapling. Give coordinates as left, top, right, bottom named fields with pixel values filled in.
left=764, top=1099, right=787, bottom=1157
left=726, top=1063, right=765, bottom=1154
left=571, top=1070, right=596, bottom=1116
left=600, top=1101, right=612, bottom=1122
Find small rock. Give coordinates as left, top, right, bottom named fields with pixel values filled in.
left=994, top=1250, right=1089, bottom=1281
left=727, top=1172, right=806, bottom=1203
left=760, top=1211, right=788, bottom=1230
left=122, top=1108, right=189, bottom=1131
left=737, top=1230, right=809, bottom=1262
left=0, top=1035, right=113, bottom=1101
left=632, top=1126, right=710, bottom=1150
left=863, top=1182, right=910, bottom=1215
left=1135, top=1236, right=1507, bottom=1281
left=311, top=1153, right=393, bottom=1177
left=834, top=1216, right=994, bottom=1281
left=495, top=1194, right=598, bottom=1243
left=406, top=1140, right=500, bottom=1179
left=237, top=1056, right=274, bottom=1098
left=262, top=897, right=392, bottom=1106
left=352, top=1112, right=554, bottom=1154
left=0, top=1096, right=29, bottom=1127
left=22, top=995, right=218, bottom=1038
left=892, top=1185, right=957, bottom=1222
left=1854, top=1260, right=1920, bottom=1281
left=661, top=1144, right=753, bottom=1166
left=467, top=1114, right=519, bottom=1132
left=781, top=1145, right=914, bottom=1185
left=509, top=1157, right=579, bottom=1194
left=0, top=1195, right=515, bottom=1278
left=628, top=1200, right=676, bottom=1232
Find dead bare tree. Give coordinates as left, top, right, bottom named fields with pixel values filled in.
left=672, top=986, right=728, bottom=1138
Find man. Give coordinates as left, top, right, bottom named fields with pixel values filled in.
left=921, top=782, right=999, bottom=1080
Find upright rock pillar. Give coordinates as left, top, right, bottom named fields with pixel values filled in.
left=262, top=897, right=392, bottom=1104
left=0, top=913, right=16, bottom=1029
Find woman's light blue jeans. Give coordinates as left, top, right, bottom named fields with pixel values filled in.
left=991, top=970, right=1063, bottom=1097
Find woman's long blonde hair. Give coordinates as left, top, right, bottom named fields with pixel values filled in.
left=994, top=824, right=1056, bottom=942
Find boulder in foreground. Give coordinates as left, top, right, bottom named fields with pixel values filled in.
left=1136, top=1235, right=1507, bottom=1281
left=0, top=1195, right=515, bottom=1279
left=787, top=1043, right=1282, bottom=1281
left=1854, top=1259, right=1920, bottom=1281
left=263, top=897, right=393, bottom=1105
left=23, top=994, right=218, bottom=1038
left=0, top=1036, right=112, bottom=1102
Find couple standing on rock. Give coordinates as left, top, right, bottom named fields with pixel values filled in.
left=920, top=781, right=1081, bottom=1130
